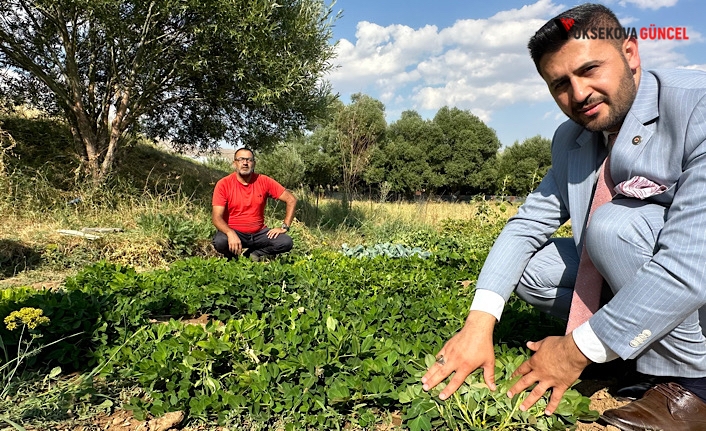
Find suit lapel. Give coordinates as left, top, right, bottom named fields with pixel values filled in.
left=610, top=71, right=659, bottom=184
left=568, top=129, right=602, bottom=249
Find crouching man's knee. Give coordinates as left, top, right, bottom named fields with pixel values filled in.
left=212, top=231, right=231, bottom=256
left=276, top=234, right=293, bottom=253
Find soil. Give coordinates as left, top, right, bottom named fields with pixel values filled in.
left=568, top=371, right=633, bottom=431
left=576, top=387, right=629, bottom=431
left=47, top=389, right=626, bottom=431
left=88, top=410, right=186, bottom=431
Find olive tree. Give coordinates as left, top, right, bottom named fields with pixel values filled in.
left=0, top=0, right=337, bottom=182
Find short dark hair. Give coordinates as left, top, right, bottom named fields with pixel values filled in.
left=528, top=3, right=622, bottom=72
left=234, top=147, right=254, bottom=160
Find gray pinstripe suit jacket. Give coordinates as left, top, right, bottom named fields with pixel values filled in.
left=476, top=68, right=706, bottom=367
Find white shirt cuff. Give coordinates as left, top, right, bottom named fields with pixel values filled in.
left=572, top=321, right=619, bottom=363
left=470, top=290, right=505, bottom=322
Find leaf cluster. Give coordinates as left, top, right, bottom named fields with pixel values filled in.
left=137, top=213, right=214, bottom=258
left=495, top=136, right=552, bottom=196
left=400, top=347, right=596, bottom=431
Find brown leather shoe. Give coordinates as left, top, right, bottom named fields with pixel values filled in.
left=601, top=382, right=706, bottom=430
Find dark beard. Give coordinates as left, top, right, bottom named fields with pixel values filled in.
left=575, top=63, right=637, bottom=132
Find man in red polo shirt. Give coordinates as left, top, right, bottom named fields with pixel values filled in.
left=211, top=147, right=297, bottom=261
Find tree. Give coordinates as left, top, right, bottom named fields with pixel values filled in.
left=364, top=110, right=437, bottom=197
left=295, top=128, right=341, bottom=191
left=256, top=144, right=306, bottom=190
left=0, top=0, right=337, bottom=183
left=495, top=135, right=552, bottom=195
left=334, top=93, right=386, bottom=206
left=431, top=107, right=501, bottom=195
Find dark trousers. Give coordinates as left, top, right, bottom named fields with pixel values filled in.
left=212, top=228, right=293, bottom=259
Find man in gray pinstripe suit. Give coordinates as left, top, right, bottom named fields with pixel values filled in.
left=422, top=4, right=706, bottom=430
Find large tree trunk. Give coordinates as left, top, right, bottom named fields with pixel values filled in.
left=66, top=96, right=129, bottom=184
left=100, top=89, right=132, bottom=182
left=66, top=106, right=104, bottom=184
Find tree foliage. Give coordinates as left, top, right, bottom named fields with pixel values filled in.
left=365, top=107, right=501, bottom=197
left=256, top=144, right=306, bottom=190
left=334, top=93, right=386, bottom=204
left=431, top=107, right=500, bottom=194
left=0, top=0, right=337, bottom=182
left=495, top=135, right=552, bottom=195
left=259, top=98, right=550, bottom=199
left=365, top=111, right=438, bottom=197
left=296, top=128, right=341, bottom=190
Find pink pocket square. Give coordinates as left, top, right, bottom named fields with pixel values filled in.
left=614, top=176, right=668, bottom=199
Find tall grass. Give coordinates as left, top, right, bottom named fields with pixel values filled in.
left=3, top=177, right=519, bottom=287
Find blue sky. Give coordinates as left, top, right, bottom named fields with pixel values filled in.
left=325, top=0, right=706, bottom=147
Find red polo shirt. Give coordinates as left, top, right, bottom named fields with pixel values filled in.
left=212, top=173, right=285, bottom=234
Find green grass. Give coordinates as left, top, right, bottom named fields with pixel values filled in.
left=0, top=255, right=574, bottom=430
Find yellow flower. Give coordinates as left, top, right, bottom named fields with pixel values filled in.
left=4, top=307, right=51, bottom=331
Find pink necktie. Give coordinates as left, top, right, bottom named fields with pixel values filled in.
left=566, top=133, right=617, bottom=334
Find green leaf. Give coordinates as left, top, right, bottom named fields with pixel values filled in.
left=408, top=414, right=432, bottom=431
left=327, top=380, right=351, bottom=404
left=424, top=353, right=437, bottom=369
left=48, top=366, right=62, bottom=379
left=326, top=316, right=337, bottom=332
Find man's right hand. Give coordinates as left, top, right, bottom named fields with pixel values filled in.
left=226, top=231, right=242, bottom=255
left=421, top=310, right=497, bottom=400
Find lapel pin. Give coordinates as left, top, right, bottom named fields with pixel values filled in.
left=632, top=135, right=642, bottom=145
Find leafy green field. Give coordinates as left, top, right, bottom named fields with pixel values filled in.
left=1, top=223, right=595, bottom=430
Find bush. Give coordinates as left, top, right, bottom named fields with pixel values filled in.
left=137, top=213, right=214, bottom=258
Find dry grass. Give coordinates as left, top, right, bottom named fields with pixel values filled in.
left=352, top=198, right=518, bottom=226
left=0, top=194, right=216, bottom=289
left=0, top=113, right=530, bottom=289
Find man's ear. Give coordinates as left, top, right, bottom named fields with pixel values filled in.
left=623, top=37, right=641, bottom=72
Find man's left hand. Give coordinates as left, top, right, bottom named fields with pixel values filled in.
left=507, top=335, right=592, bottom=416
left=267, top=228, right=287, bottom=239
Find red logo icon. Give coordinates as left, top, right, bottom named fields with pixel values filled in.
left=559, top=18, right=575, bottom=32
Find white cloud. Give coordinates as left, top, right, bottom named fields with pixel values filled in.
left=541, top=110, right=567, bottom=122
left=328, top=22, right=443, bottom=92
left=616, top=15, right=638, bottom=26
left=326, top=0, right=702, bottom=128
left=489, top=0, right=565, bottom=21
left=412, top=76, right=548, bottom=117
left=637, top=28, right=703, bottom=69
left=328, top=0, right=562, bottom=116
left=439, top=18, right=547, bottom=52
left=617, top=0, right=679, bottom=10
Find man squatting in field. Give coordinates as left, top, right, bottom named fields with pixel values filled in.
left=423, top=4, right=706, bottom=430
left=211, top=147, right=297, bottom=262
